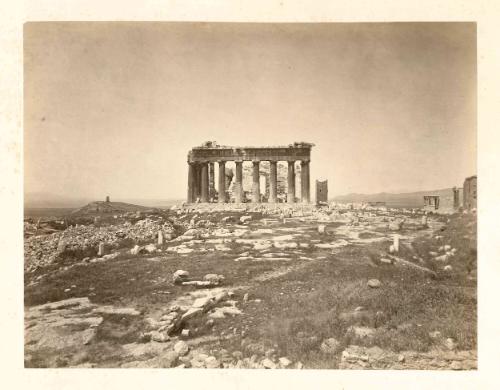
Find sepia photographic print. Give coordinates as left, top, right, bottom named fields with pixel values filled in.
left=23, top=21, right=477, bottom=370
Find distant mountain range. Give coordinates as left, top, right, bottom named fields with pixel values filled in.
left=333, top=188, right=454, bottom=207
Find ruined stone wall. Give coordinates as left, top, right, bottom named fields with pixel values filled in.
left=316, top=180, right=328, bottom=204
left=463, top=176, right=477, bottom=210
left=439, top=190, right=460, bottom=213
left=423, top=188, right=463, bottom=214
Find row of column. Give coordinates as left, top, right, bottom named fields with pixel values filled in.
left=187, top=162, right=210, bottom=203
left=187, top=160, right=310, bottom=204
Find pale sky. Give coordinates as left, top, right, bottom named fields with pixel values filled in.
left=24, top=22, right=476, bottom=201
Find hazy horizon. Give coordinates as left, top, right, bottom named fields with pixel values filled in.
left=24, top=22, right=476, bottom=201
left=24, top=184, right=464, bottom=209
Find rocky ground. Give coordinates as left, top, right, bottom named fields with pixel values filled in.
left=24, top=203, right=477, bottom=369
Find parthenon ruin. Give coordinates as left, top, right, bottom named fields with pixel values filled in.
left=187, top=141, right=314, bottom=204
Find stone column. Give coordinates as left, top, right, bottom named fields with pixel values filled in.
left=453, top=187, right=460, bottom=209
left=287, top=161, right=295, bottom=203
left=301, top=160, right=310, bottom=203
left=209, top=162, right=215, bottom=201
left=98, top=242, right=105, bottom=256
left=201, top=162, right=209, bottom=202
left=187, top=162, right=195, bottom=203
left=218, top=161, right=226, bottom=203
left=393, top=234, right=400, bottom=252
left=269, top=160, right=278, bottom=203
left=192, top=164, right=200, bottom=202
left=252, top=161, right=260, bottom=203
left=235, top=161, right=244, bottom=203
left=196, top=164, right=203, bottom=201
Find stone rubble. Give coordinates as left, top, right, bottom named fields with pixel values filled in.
left=24, top=217, right=176, bottom=272
left=25, top=201, right=472, bottom=369
left=320, top=338, right=340, bottom=354
left=339, top=345, right=477, bottom=370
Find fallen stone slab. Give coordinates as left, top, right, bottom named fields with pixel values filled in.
left=208, top=305, right=242, bottom=319
left=234, top=238, right=256, bottom=244
left=183, top=228, right=200, bottom=237
left=262, top=252, right=290, bottom=258
left=25, top=297, right=115, bottom=358
left=173, top=270, right=190, bottom=284
left=251, top=228, right=274, bottom=235
left=434, top=254, right=449, bottom=262
left=168, top=294, right=229, bottom=334
left=144, top=243, right=157, bottom=253
left=273, top=241, right=298, bottom=249
left=190, top=353, right=210, bottom=368
left=279, top=357, right=293, bottom=368
left=262, top=358, right=277, bottom=369
left=174, top=340, right=189, bottom=356
left=205, top=238, right=224, bottom=244
left=386, top=254, right=438, bottom=277
left=252, top=257, right=292, bottom=262
left=149, top=330, right=170, bottom=342
left=204, top=356, right=221, bottom=368
left=31, top=297, right=94, bottom=313
left=348, top=326, right=376, bottom=338
left=182, top=280, right=215, bottom=288
left=367, top=279, right=381, bottom=288
left=130, top=245, right=144, bottom=255
left=272, top=234, right=295, bottom=241
left=214, top=244, right=231, bottom=251
left=101, top=252, right=120, bottom=260
left=173, top=235, right=196, bottom=242
left=389, top=220, right=404, bottom=231
left=234, top=256, right=254, bottom=261
left=180, top=307, right=204, bottom=322
left=204, top=274, right=225, bottom=285
left=314, top=240, right=349, bottom=249
left=92, top=306, right=141, bottom=316
left=192, top=296, right=214, bottom=309
left=177, top=247, right=194, bottom=254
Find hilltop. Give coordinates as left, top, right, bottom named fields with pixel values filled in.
left=71, top=201, right=153, bottom=216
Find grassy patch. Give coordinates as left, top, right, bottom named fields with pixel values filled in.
left=217, top=217, right=477, bottom=365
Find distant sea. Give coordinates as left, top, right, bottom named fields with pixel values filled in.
left=24, top=208, right=75, bottom=219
